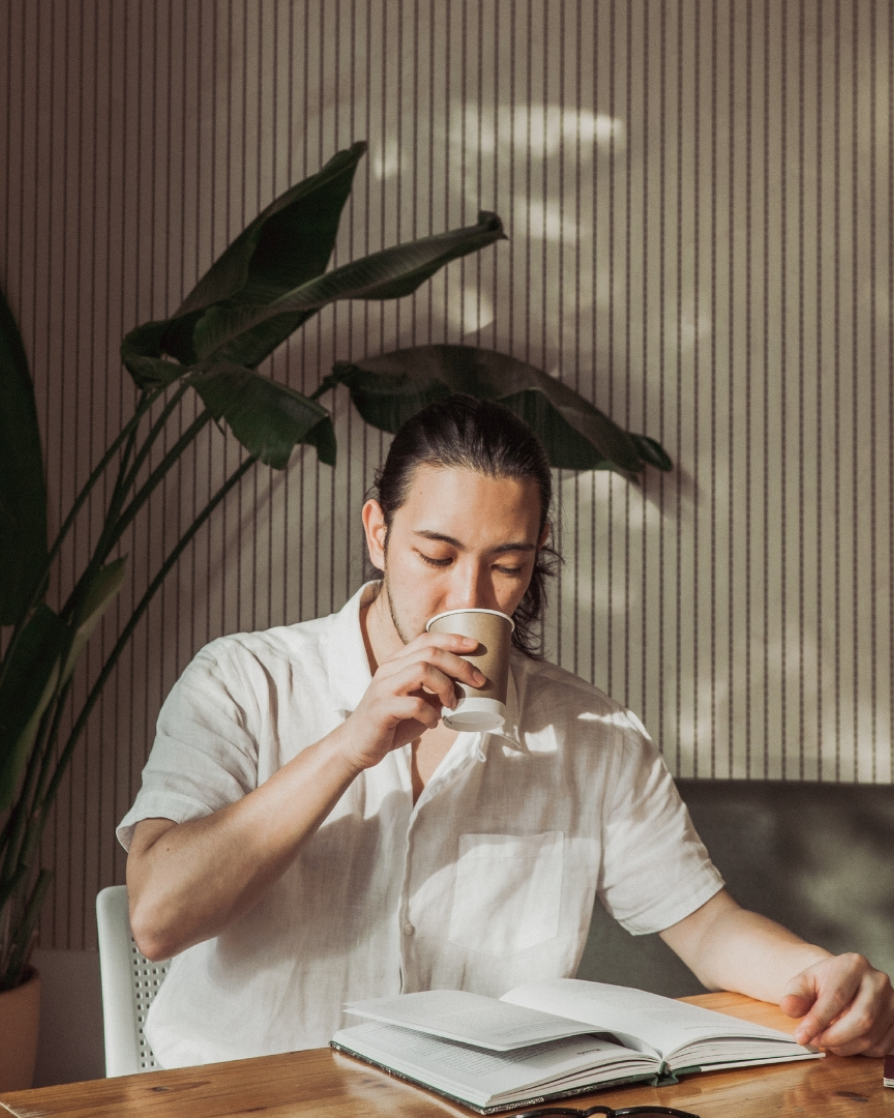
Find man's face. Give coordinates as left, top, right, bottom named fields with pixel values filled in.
left=363, top=464, right=546, bottom=646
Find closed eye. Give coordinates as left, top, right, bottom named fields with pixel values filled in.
left=419, top=552, right=452, bottom=567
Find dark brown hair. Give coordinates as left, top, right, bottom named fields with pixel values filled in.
left=371, top=394, right=558, bottom=658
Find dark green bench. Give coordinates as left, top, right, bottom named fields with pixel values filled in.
left=578, top=780, right=894, bottom=997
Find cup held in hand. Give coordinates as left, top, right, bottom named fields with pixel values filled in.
left=425, top=608, right=514, bottom=732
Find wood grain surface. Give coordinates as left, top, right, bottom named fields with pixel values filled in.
left=1, top=993, right=892, bottom=1118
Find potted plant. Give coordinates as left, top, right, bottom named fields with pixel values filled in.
left=0, top=140, right=670, bottom=1088
left=0, top=141, right=506, bottom=1087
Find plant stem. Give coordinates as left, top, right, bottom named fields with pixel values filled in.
left=46, top=389, right=159, bottom=571
left=39, top=454, right=257, bottom=814
left=88, top=382, right=191, bottom=574
left=119, top=381, right=191, bottom=497
left=1, top=868, right=51, bottom=990
left=57, top=392, right=198, bottom=626
left=1, top=455, right=257, bottom=985
left=13, top=677, right=74, bottom=876
left=85, top=403, right=153, bottom=581
left=9, top=385, right=200, bottom=850
left=94, top=408, right=213, bottom=568
left=0, top=710, right=48, bottom=888
left=0, top=667, right=68, bottom=890
left=53, top=401, right=210, bottom=638
left=5, top=386, right=194, bottom=842
left=0, top=385, right=164, bottom=694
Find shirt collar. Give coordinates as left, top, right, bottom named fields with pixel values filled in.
left=323, top=581, right=379, bottom=714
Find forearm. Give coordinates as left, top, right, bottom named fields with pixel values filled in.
left=127, top=628, right=483, bottom=961
left=661, top=889, right=894, bottom=1055
left=660, top=889, right=830, bottom=1002
left=127, top=724, right=365, bottom=960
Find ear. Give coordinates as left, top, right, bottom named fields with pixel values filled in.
left=538, top=523, right=551, bottom=550
left=362, top=499, right=388, bottom=572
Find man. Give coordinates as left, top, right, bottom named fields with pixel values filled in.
left=121, top=395, right=894, bottom=1068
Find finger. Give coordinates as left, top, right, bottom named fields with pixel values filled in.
left=822, top=1035, right=875, bottom=1058
left=394, top=695, right=444, bottom=731
left=389, top=660, right=474, bottom=711
left=789, top=959, right=867, bottom=1046
left=380, top=695, right=444, bottom=743
left=377, top=646, right=484, bottom=693
left=780, top=993, right=814, bottom=1020
left=395, top=631, right=480, bottom=659
left=425, top=647, right=487, bottom=690
left=383, top=647, right=487, bottom=694
left=861, top=1017, right=894, bottom=1058
left=345, top=697, right=442, bottom=764
left=783, top=976, right=823, bottom=1044
left=820, top=1022, right=887, bottom=1058
left=809, top=971, right=893, bottom=1051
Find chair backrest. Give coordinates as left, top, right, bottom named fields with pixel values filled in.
left=95, top=885, right=171, bottom=1076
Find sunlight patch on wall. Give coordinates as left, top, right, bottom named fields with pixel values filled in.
left=510, top=105, right=624, bottom=155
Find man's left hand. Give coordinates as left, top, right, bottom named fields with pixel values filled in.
left=781, top=953, right=894, bottom=1056
left=661, top=889, right=894, bottom=1055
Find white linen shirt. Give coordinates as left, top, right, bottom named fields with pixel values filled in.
left=118, top=583, right=724, bottom=1068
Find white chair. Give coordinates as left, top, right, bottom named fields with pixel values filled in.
left=95, top=885, right=171, bottom=1076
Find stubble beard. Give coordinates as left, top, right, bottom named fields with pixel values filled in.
left=382, top=569, right=416, bottom=646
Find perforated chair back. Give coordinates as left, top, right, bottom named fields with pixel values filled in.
left=96, top=885, right=171, bottom=1076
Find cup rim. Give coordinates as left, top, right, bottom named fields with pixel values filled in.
left=425, top=608, right=515, bottom=632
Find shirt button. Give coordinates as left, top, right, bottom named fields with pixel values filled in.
left=403, top=921, right=414, bottom=936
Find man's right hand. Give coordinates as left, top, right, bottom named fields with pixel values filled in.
left=342, top=631, right=483, bottom=770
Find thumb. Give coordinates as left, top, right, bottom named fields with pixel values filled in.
left=780, top=972, right=817, bottom=1021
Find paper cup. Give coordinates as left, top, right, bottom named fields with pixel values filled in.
left=425, top=608, right=514, bottom=731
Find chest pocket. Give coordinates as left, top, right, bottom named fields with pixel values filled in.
left=447, top=831, right=564, bottom=957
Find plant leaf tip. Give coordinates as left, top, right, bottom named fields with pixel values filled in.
left=477, top=211, right=506, bottom=238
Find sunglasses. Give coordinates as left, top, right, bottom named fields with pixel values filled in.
left=508, top=1107, right=699, bottom=1118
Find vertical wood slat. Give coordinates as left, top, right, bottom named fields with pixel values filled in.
left=0, top=0, right=891, bottom=950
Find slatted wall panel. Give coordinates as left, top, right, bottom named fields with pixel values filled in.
left=0, top=0, right=891, bottom=951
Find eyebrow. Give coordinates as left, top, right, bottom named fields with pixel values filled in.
left=414, top=529, right=538, bottom=554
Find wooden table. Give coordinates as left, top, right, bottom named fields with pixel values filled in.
left=2, top=993, right=892, bottom=1118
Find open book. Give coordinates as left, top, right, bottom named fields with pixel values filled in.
left=330, top=979, right=820, bottom=1114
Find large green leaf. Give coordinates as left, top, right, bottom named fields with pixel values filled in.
left=0, top=282, right=48, bottom=625
left=322, top=345, right=673, bottom=476
left=188, top=365, right=337, bottom=469
left=191, top=213, right=506, bottom=365
left=170, top=143, right=368, bottom=368
left=0, top=606, right=67, bottom=812
left=120, top=321, right=186, bottom=391
left=120, top=143, right=368, bottom=384
left=176, top=143, right=367, bottom=318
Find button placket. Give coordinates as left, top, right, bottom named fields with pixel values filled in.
left=397, top=767, right=416, bottom=990
left=399, top=732, right=485, bottom=990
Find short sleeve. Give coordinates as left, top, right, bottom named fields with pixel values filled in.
left=117, top=643, right=262, bottom=850
left=596, top=710, right=725, bottom=935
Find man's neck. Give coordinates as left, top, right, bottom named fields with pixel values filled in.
left=411, top=722, right=458, bottom=802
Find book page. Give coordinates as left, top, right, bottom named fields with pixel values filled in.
left=332, top=1020, right=657, bottom=1106
left=345, top=989, right=597, bottom=1050
left=501, top=980, right=806, bottom=1062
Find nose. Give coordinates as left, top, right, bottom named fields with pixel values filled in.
left=444, top=558, right=499, bottom=612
